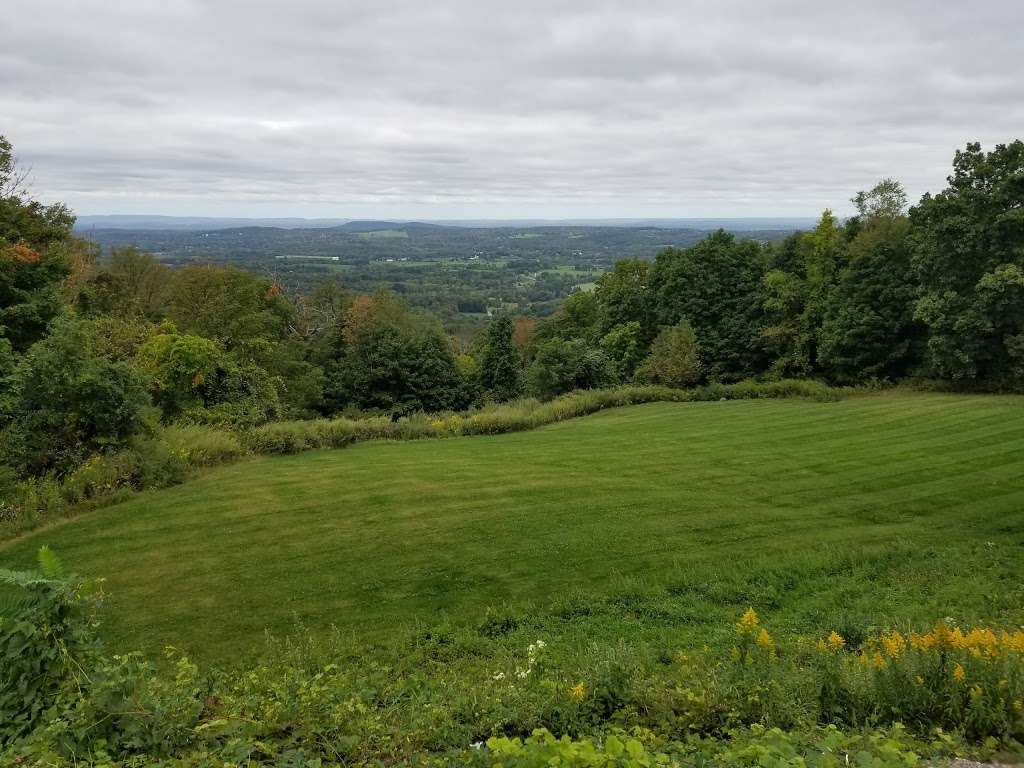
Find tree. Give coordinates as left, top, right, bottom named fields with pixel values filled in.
left=0, top=337, right=17, bottom=421
left=324, top=293, right=467, bottom=414
left=134, top=326, right=286, bottom=425
left=650, top=231, right=767, bottom=380
left=593, top=259, right=655, bottom=339
left=525, top=338, right=614, bottom=399
left=0, top=137, right=74, bottom=352
left=134, top=329, right=223, bottom=418
left=511, top=316, right=535, bottom=349
left=3, top=316, right=153, bottom=474
left=0, top=136, right=74, bottom=251
left=164, top=264, right=291, bottom=349
left=760, top=212, right=848, bottom=378
left=852, top=178, right=908, bottom=220
left=478, top=315, right=522, bottom=401
left=635, top=321, right=701, bottom=388
left=599, top=321, right=645, bottom=381
left=528, top=290, right=602, bottom=350
left=106, top=247, right=169, bottom=317
left=910, top=141, right=1024, bottom=385
left=818, top=182, right=923, bottom=382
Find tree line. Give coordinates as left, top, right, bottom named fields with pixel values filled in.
left=1, top=136, right=1023, bottom=488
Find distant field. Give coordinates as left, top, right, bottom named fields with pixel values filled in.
left=3, top=393, right=1024, bottom=663
left=545, top=264, right=604, bottom=274
left=357, top=229, right=409, bottom=239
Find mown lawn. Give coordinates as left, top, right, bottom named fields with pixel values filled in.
left=2, top=392, right=1023, bottom=663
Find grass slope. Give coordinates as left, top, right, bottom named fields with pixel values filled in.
left=3, top=392, right=1024, bottom=662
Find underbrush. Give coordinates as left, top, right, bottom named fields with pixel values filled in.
left=0, top=379, right=850, bottom=539
left=2, top=553, right=1021, bottom=766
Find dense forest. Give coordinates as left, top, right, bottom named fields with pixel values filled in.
left=2, top=136, right=1023, bottom=506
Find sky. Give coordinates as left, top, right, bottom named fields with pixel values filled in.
left=4, top=0, right=1023, bottom=219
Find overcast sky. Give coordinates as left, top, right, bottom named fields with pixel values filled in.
left=4, top=0, right=1022, bottom=219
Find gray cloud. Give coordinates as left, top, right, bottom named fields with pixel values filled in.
left=4, top=0, right=1023, bottom=217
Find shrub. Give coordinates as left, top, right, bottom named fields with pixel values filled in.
left=159, top=424, right=243, bottom=466
left=5, top=315, right=154, bottom=474
left=0, top=549, right=101, bottom=744
left=242, top=419, right=325, bottom=454
left=635, top=321, right=702, bottom=388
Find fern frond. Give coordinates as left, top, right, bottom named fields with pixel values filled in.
left=37, top=545, right=64, bottom=579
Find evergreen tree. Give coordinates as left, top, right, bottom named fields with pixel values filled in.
left=478, top=315, right=523, bottom=401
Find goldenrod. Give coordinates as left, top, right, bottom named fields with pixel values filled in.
left=737, top=607, right=759, bottom=634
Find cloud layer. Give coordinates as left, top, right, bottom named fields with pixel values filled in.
left=5, top=0, right=1023, bottom=217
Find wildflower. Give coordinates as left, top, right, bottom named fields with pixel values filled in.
left=872, top=651, right=886, bottom=669
left=915, top=676, right=924, bottom=685
left=969, top=684, right=983, bottom=701
left=827, top=632, right=846, bottom=652
left=756, top=628, right=775, bottom=654
left=882, top=630, right=906, bottom=659
left=492, top=672, right=506, bottom=681
left=568, top=682, right=586, bottom=701
left=953, top=663, right=966, bottom=682
left=999, top=629, right=1024, bottom=653
left=737, top=607, right=760, bottom=634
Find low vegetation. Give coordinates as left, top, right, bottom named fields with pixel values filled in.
left=2, top=546, right=1022, bottom=765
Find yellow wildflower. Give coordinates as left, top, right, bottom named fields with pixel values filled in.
left=915, top=676, right=924, bottom=685
left=882, top=630, right=906, bottom=659
left=953, top=663, right=966, bottom=682
left=1002, top=630, right=1024, bottom=653
left=827, top=632, right=846, bottom=652
left=872, top=650, right=886, bottom=669
left=737, top=607, right=760, bottom=634
left=756, top=628, right=775, bottom=654
left=568, top=682, right=586, bottom=702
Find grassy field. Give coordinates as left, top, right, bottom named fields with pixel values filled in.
left=3, top=392, right=1024, bottom=663
left=357, top=229, right=410, bottom=239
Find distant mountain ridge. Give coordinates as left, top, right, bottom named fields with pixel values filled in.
left=75, top=215, right=818, bottom=233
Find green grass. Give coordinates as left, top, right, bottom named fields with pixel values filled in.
left=3, top=392, right=1024, bottom=664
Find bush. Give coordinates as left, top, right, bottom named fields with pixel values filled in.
left=0, top=549, right=102, bottom=744
left=243, top=419, right=334, bottom=454
left=159, top=424, right=243, bottom=466
left=5, top=316, right=154, bottom=474
left=635, top=321, right=702, bottom=388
